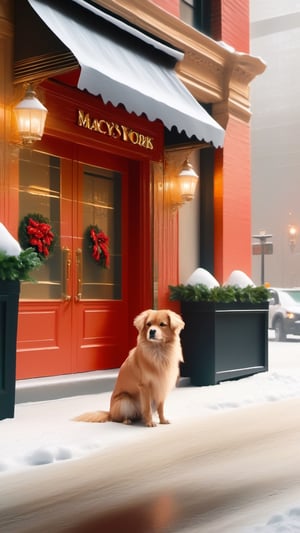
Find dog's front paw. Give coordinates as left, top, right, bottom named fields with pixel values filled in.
left=123, top=418, right=132, bottom=425
left=145, top=420, right=157, bottom=427
left=159, top=418, right=170, bottom=424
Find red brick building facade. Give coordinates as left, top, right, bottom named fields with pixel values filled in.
left=0, top=0, right=265, bottom=378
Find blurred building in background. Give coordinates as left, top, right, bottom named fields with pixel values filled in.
left=251, top=1, right=300, bottom=287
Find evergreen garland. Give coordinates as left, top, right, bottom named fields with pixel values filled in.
left=169, top=283, right=269, bottom=304
left=0, top=248, right=42, bottom=281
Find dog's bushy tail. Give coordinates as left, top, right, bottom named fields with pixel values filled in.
left=73, top=410, right=111, bottom=423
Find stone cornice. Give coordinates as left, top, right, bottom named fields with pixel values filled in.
left=94, top=0, right=266, bottom=125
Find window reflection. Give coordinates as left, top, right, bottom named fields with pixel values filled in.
left=19, top=149, right=61, bottom=299
left=82, top=165, right=122, bottom=300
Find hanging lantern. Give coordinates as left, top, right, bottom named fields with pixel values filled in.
left=14, top=84, right=48, bottom=143
left=177, top=159, right=199, bottom=203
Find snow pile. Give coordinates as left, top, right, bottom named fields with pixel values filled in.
left=224, top=269, right=256, bottom=288
left=206, top=369, right=300, bottom=410
left=0, top=222, right=22, bottom=256
left=185, top=267, right=220, bottom=287
left=184, top=267, right=256, bottom=288
left=246, top=507, right=300, bottom=532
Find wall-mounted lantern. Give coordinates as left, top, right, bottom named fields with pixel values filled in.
left=177, top=159, right=199, bottom=204
left=14, top=84, right=48, bottom=144
left=164, top=150, right=199, bottom=211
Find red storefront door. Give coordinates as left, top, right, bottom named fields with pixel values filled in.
left=16, top=143, right=135, bottom=378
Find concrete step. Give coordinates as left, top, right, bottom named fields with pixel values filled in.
left=15, top=369, right=119, bottom=404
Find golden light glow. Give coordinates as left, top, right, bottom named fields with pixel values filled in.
left=14, top=85, right=48, bottom=143
left=164, top=151, right=199, bottom=211
left=177, top=159, right=199, bottom=203
left=288, top=224, right=297, bottom=251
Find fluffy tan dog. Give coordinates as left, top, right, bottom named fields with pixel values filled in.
left=74, top=309, right=184, bottom=427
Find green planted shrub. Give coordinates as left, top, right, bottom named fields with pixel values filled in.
left=169, top=283, right=269, bottom=304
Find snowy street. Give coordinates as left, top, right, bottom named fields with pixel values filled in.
left=1, top=339, right=300, bottom=531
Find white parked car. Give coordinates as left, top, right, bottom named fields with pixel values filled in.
left=268, top=288, right=300, bottom=341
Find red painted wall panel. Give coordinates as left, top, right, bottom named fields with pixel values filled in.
left=218, top=0, right=249, bottom=53
left=211, top=0, right=251, bottom=282
left=150, top=0, right=179, bottom=17
left=214, top=117, right=251, bottom=282
left=211, top=0, right=222, bottom=40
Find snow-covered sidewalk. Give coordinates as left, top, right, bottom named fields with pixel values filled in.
left=1, top=340, right=300, bottom=531
left=1, top=340, right=300, bottom=475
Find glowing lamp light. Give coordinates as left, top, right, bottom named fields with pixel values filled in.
left=288, top=224, right=297, bottom=252
left=14, top=85, right=48, bottom=143
left=177, top=159, right=199, bottom=203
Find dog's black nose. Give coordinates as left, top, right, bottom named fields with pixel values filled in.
left=149, top=329, right=156, bottom=339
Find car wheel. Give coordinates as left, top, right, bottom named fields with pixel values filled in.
left=274, top=318, right=286, bottom=342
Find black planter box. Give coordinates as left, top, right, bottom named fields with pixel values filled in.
left=0, top=281, right=20, bottom=420
left=180, top=301, right=269, bottom=386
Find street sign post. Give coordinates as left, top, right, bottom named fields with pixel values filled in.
left=252, top=233, right=273, bottom=285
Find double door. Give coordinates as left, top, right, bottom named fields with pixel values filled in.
left=17, top=144, right=131, bottom=378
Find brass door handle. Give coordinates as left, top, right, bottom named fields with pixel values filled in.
left=76, top=248, right=82, bottom=301
left=62, top=247, right=71, bottom=301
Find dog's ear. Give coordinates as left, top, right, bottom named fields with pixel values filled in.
left=168, top=310, right=185, bottom=332
left=133, top=309, right=153, bottom=332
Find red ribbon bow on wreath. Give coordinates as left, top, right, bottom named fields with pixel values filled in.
left=26, top=217, right=54, bottom=258
left=90, top=228, right=110, bottom=268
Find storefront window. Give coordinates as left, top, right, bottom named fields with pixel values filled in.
left=19, top=149, right=61, bottom=299
left=82, top=165, right=122, bottom=300
left=18, top=147, right=123, bottom=302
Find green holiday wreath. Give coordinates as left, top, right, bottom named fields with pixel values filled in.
left=86, top=225, right=110, bottom=268
left=19, top=213, right=55, bottom=261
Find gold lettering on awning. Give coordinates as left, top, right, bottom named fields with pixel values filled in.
left=77, top=110, right=154, bottom=150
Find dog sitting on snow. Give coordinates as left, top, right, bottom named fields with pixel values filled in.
left=74, top=309, right=184, bottom=427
